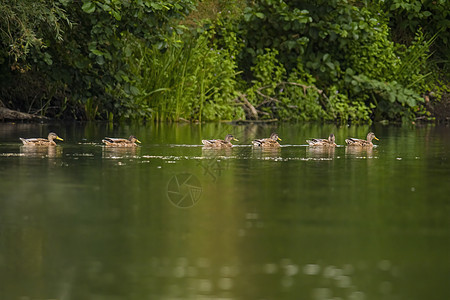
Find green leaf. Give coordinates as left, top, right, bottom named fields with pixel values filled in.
left=405, top=97, right=416, bottom=107
left=326, top=62, right=335, bottom=70
left=255, top=12, right=265, bottom=19
left=100, top=4, right=111, bottom=12
left=285, top=40, right=296, bottom=50
left=150, top=3, right=163, bottom=10
left=111, top=10, right=121, bottom=21
left=91, top=49, right=103, bottom=56
left=388, top=93, right=396, bottom=103
left=130, top=86, right=140, bottom=96
left=82, top=1, right=96, bottom=14
left=96, top=55, right=105, bottom=65
left=43, top=53, right=53, bottom=65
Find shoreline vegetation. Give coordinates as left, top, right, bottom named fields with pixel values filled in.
left=0, top=0, right=449, bottom=123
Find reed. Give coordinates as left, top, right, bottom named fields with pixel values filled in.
left=395, top=32, right=438, bottom=89
left=124, top=33, right=241, bottom=121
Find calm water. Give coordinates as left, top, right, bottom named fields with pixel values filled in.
left=0, top=122, right=449, bottom=300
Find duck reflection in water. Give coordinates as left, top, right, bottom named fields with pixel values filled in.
left=201, top=147, right=233, bottom=158
left=307, top=146, right=336, bottom=159
left=252, top=146, right=281, bottom=159
left=345, top=146, right=374, bottom=157
left=102, top=146, right=140, bottom=159
left=20, top=145, right=62, bottom=158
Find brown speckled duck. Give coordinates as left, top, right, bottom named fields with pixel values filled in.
left=306, top=133, right=337, bottom=147
left=252, top=133, right=282, bottom=148
left=202, top=134, right=238, bottom=148
left=345, top=132, right=379, bottom=147
left=102, top=136, right=141, bottom=147
left=20, top=132, right=64, bottom=146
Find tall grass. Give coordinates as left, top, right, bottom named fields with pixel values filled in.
left=395, top=31, right=438, bottom=90
left=123, top=33, right=243, bottom=121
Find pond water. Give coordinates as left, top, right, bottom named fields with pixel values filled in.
left=0, top=122, right=449, bottom=300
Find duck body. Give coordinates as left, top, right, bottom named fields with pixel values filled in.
left=202, top=134, right=238, bottom=148
left=252, top=133, right=282, bottom=148
left=306, top=133, right=337, bottom=147
left=20, top=132, right=64, bottom=146
left=102, top=136, right=141, bottom=147
left=345, top=132, right=379, bottom=147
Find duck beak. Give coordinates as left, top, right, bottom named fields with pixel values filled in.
left=373, top=136, right=379, bottom=141
left=233, top=138, right=239, bottom=141
left=278, top=137, right=282, bottom=141
left=136, top=139, right=141, bottom=144
left=56, top=136, right=64, bottom=141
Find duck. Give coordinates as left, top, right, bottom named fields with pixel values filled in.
left=102, top=135, right=141, bottom=147
left=345, top=132, right=379, bottom=147
left=19, top=132, right=64, bottom=146
left=306, top=133, right=337, bottom=147
left=202, top=134, right=238, bottom=148
left=252, top=133, right=282, bottom=148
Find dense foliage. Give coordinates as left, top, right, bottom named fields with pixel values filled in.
left=0, top=0, right=448, bottom=122
left=224, top=0, right=444, bottom=122
left=0, top=0, right=195, bottom=120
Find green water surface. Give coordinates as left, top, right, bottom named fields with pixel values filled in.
left=0, top=122, right=449, bottom=300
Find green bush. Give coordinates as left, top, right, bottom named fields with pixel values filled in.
left=212, top=0, right=436, bottom=122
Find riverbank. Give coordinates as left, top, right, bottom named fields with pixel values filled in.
left=1, top=1, right=448, bottom=123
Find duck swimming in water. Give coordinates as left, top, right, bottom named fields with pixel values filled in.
left=102, top=135, right=141, bottom=147
left=345, top=132, right=379, bottom=147
left=202, top=134, right=238, bottom=148
left=306, top=133, right=337, bottom=147
left=252, top=133, right=282, bottom=148
left=20, top=132, right=64, bottom=146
